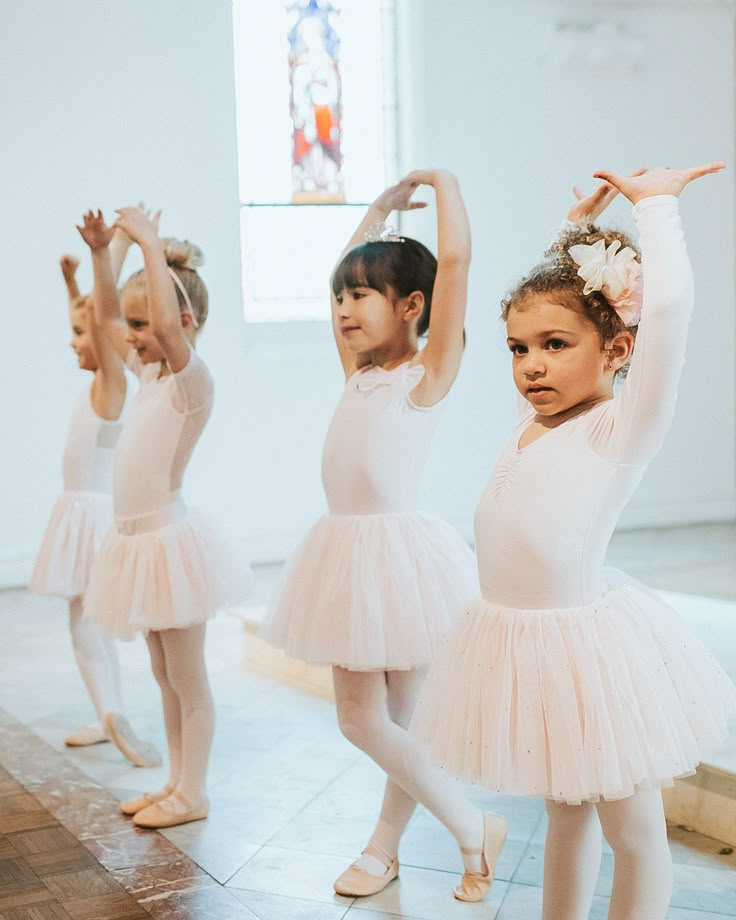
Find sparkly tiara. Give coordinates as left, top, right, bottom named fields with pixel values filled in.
left=363, top=221, right=404, bottom=244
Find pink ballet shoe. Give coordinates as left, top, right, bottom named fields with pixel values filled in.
left=133, top=791, right=209, bottom=829
left=104, top=712, right=162, bottom=768
left=333, top=847, right=399, bottom=897
left=453, top=812, right=508, bottom=902
left=119, top=785, right=174, bottom=816
left=64, top=724, right=109, bottom=747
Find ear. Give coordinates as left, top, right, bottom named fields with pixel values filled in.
left=180, top=311, right=196, bottom=330
left=604, top=331, right=635, bottom=372
left=401, top=290, right=425, bottom=324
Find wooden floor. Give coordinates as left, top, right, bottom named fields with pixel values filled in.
left=0, top=709, right=256, bottom=920
left=0, top=764, right=150, bottom=920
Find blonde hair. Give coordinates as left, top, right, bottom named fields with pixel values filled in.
left=124, top=238, right=208, bottom=327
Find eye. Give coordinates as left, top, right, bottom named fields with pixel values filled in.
left=351, top=291, right=366, bottom=300
left=509, top=344, right=527, bottom=355
left=335, top=293, right=343, bottom=305
left=546, top=338, right=567, bottom=350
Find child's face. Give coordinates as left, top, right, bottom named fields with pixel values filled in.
left=69, top=305, right=98, bottom=372
left=506, top=296, right=611, bottom=416
left=334, top=286, right=414, bottom=353
left=121, top=286, right=166, bottom=364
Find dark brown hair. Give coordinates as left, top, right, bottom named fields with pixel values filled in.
left=332, top=238, right=437, bottom=337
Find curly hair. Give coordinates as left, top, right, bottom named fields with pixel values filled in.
left=501, top=224, right=641, bottom=347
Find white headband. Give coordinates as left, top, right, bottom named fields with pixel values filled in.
left=167, top=266, right=199, bottom=329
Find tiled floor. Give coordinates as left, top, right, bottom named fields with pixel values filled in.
left=0, top=521, right=735, bottom=919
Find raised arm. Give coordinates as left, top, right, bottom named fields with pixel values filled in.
left=74, top=212, right=127, bottom=418
left=114, top=207, right=192, bottom=374
left=60, top=254, right=81, bottom=307
left=78, top=210, right=130, bottom=363
left=409, top=170, right=470, bottom=407
left=589, top=163, right=724, bottom=463
left=330, top=178, right=428, bottom=376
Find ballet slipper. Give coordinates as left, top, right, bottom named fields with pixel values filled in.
left=453, top=812, right=508, bottom=902
left=104, top=712, right=162, bottom=768
left=133, top=791, right=209, bottom=829
left=119, top=784, right=174, bottom=816
left=64, top=725, right=109, bottom=747
left=333, top=843, right=399, bottom=897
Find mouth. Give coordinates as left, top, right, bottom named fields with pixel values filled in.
left=340, top=325, right=360, bottom=336
left=527, top=385, right=553, bottom=397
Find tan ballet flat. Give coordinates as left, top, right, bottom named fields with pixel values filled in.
left=64, top=725, right=109, bottom=747
left=104, top=712, right=162, bottom=768
left=454, top=812, right=508, bottom=902
left=119, top=785, right=174, bottom=816
left=333, top=854, right=399, bottom=897
left=133, top=791, right=209, bottom=829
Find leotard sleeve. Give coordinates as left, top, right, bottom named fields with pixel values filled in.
left=170, top=348, right=214, bottom=414
left=588, top=195, right=694, bottom=465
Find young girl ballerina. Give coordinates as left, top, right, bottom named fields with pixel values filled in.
left=261, top=170, right=507, bottom=900
left=412, top=164, right=736, bottom=919
left=79, top=208, right=245, bottom=829
left=30, top=241, right=159, bottom=768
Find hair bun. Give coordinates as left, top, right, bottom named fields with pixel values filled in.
left=163, top=237, right=204, bottom=271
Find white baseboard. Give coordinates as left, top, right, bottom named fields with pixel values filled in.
left=0, top=547, right=34, bottom=591
left=618, top=499, right=736, bottom=530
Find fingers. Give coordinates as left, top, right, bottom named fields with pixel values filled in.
left=685, top=161, right=726, bottom=180
left=572, top=186, right=585, bottom=202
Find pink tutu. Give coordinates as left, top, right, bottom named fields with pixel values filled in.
left=260, top=511, right=478, bottom=670
left=30, top=491, right=112, bottom=599
left=84, top=503, right=251, bottom=640
left=411, top=571, right=736, bottom=804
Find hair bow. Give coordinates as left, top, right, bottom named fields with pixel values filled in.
left=568, top=239, right=642, bottom=326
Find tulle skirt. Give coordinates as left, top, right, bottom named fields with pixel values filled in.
left=260, top=511, right=478, bottom=670
left=411, top=570, right=736, bottom=804
left=30, top=490, right=112, bottom=599
left=84, top=502, right=251, bottom=640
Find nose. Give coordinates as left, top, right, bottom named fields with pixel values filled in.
left=125, top=328, right=136, bottom=344
left=522, top=350, right=546, bottom=379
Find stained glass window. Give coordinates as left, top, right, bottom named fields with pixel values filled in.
left=288, top=0, right=344, bottom=202
left=233, top=0, right=399, bottom=322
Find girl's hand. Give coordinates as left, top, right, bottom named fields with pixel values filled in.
left=59, top=254, right=79, bottom=281
left=76, top=210, right=115, bottom=251
left=568, top=169, right=648, bottom=226
left=567, top=182, right=618, bottom=227
left=372, top=175, right=430, bottom=214
left=113, top=206, right=162, bottom=248
left=593, top=163, right=726, bottom=204
left=112, top=202, right=152, bottom=249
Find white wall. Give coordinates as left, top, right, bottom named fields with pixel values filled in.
left=400, top=0, right=736, bottom=530
left=1, top=0, right=734, bottom=587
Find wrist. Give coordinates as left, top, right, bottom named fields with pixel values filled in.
left=368, top=200, right=391, bottom=219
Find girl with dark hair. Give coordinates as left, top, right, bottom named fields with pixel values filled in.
left=412, top=165, right=736, bottom=919
left=261, top=171, right=507, bottom=901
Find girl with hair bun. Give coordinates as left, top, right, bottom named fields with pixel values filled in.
left=261, top=171, right=507, bottom=902
left=80, top=207, right=246, bottom=830
left=412, top=165, right=736, bottom=918
left=30, top=234, right=158, bottom=768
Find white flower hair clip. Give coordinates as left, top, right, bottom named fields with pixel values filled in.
left=363, top=221, right=405, bottom=244
left=568, top=238, right=643, bottom=326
